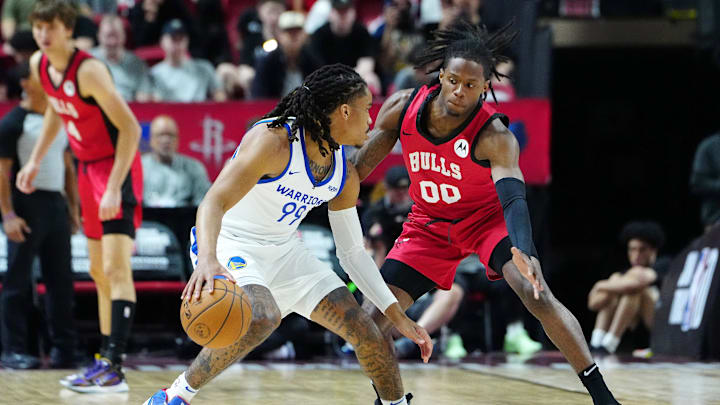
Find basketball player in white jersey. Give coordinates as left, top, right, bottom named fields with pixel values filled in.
left=144, top=64, right=433, bottom=405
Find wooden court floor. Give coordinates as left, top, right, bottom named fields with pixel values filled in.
left=0, top=357, right=718, bottom=404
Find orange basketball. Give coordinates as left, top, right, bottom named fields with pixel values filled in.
left=180, top=277, right=252, bottom=349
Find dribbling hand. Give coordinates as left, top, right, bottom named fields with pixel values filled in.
left=182, top=258, right=237, bottom=302
left=510, top=247, right=544, bottom=300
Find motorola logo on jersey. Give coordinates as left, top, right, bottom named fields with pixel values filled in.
left=63, top=80, right=76, bottom=97
left=454, top=139, right=469, bottom=158
left=408, top=151, right=462, bottom=180
left=227, top=256, right=247, bottom=270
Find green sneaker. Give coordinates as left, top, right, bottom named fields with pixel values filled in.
left=444, top=333, right=467, bottom=359
left=504, top=327, right=542, bottom=355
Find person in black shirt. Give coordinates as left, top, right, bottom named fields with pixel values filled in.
left=309, top=0, right=382, bottom=94
left=0, top=62, right=78, bottom=369
left=587, top=221, right=668, bottom=354
left=361, top=165, right=412, bottom=267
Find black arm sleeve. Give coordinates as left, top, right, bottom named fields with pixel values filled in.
left=495, top=177, right=537, bottom=258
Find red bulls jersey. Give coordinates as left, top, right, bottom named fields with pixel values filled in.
left=399, top=84, right=509, bottom=220
left=39, top=49, right=118, bottom=162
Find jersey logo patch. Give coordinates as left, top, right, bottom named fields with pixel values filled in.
left=227, top=256, right=247, bottom=270
left=63, top=80, right=76, bottom=97
left=454, top=139, right=469, bottom=158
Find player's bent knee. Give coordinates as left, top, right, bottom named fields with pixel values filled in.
left=249, top=304, right=282, bottom=337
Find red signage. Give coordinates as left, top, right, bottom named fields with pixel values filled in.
left=0, top=99, right=551, bottom=185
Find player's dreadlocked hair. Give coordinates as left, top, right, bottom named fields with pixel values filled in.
left=262, top=64, right=367, bottom=157
left=415, top=20, right=517, bottom=102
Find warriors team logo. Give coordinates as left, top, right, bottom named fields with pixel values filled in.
left=454, top=139, right=469, bottom=158
left=227, top=256, right=247, bottom=270
left=63, top=80, right=75, bottom=97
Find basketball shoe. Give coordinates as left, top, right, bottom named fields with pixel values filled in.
left=374, top=393, right=413, bottom=405
left=144, top=389, right=190, bottom=405
left=61, top=354, right=129, bottom=393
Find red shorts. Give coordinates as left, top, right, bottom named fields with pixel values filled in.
left=78, top=153, right=143, bottom=239
left=385, top=205, right=509, bottom=290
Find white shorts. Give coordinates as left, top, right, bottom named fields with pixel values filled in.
left=190, top=228, right=345, bottom=319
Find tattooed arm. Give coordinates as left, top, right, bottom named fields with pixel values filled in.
left=352, top=89, right=413, bottom=181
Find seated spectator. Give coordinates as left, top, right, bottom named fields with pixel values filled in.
left=251, top=11, right=322, bottom=99
left=218, top=0, right=286, bottom=98
left=128, top=0, right=197, bottom=50
left=142, top=115, right=211, bottom=207
left=361, top=166, right=412, bottom=267
left=391, top=42, right=434, bottom=92
left=90, top=15, right=152, bottom=102
left=371, top=0, right=423, bottom=87
left=690, top=133, right=720, bottom=233
left=194, top=0, right=232, bottom=66
left=1, top=0, right=34, bottom=41
left=1, top=30, right=38, bottom=100
left=588, top=221, right=668, bottom=354
left=150, top=19, right=226, bottom=102
left=309, top=0, right=381, bottom=94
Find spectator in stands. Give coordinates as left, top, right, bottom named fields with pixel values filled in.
left=1, top=30, right=38, bottom=100
left=588, top=221, right=668, bottom=354
left=0, top=62, right=78, bottom=369
left=128, top=0, right=197, bottom=50
left=690, top=133, right=720, bottom=233
left=142, top=115, right=211, bottom=207
left=1, top=0, right=34, bottom=40
left=309, top=0, right=382, bottom=94
left=150, top=19, right=226, bottom=102
left=371, top=0, right=423, bottom=88
left=361, top=166, right=412, bottom=267
left=251, top=11, right=322, bottom=99
left=194, top=0, right=232, bottom=66
left=218, top=0, right=286, bottom=99
left=391, top=43, right=435, bottom=91
left=90, top=15, right=152, bottom=102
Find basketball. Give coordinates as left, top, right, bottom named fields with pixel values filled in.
left=180, top=277, right=252, bottom=349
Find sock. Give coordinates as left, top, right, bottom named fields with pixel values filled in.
left=381, top=397, right=407, bottom=405
left=100, top=334, right=110, bottom=355
left=103, top=300, right=136, bottom=365
left=578, top=363, right=620, bottom=405
left=590, top=329, right=606, bottom=348
left=601, top=334, right=620, bottom=353
left=166, top=372, right=198, bottom=403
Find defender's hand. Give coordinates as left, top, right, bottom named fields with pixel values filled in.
left=182, top=257, right=236, bottom=302
left=511, top=247, right=544, bottom=300
left=98, top=187, right=121, bottom=221
left=16, top=162, right=39, bottom=194
left=385, top=303, right=433, bottom=363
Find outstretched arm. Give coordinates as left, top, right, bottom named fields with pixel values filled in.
left=328, top=161, right=432, bottom=362
left=351, top=89, right=412, bottom=181
left=476, top=119, right=543, bottom=298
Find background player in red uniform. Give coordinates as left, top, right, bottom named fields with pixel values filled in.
left=353, top=21, right=621, bottom=405
left=16, top=0, right=142, bottom=393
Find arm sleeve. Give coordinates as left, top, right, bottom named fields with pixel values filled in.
left=495, top=177, right=537, bottom=258
left=328, top=207, right=398, bottom=312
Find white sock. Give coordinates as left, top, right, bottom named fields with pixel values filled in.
left=166, top=372, right=197, bottom=403
left=601, top=334, right=620, bottom=353
left=381, top=397, right=407, bottom=405
left=590, top=329, right=606, bottom=348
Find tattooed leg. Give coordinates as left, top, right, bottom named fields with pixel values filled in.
left=361, top=284, right=415, bottom=350
left=310, top=287, right=404, bottom=400
left=185, top=284, right=281, bottom=389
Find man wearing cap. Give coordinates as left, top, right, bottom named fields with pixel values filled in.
left=150, top=19, right=226, bottom=102
left=309, top=0, right=382, bottom=94
left=362, top=165, right=413, bottom=267
left=251, top=10, right=322, bottom=99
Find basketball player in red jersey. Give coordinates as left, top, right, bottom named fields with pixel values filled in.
left=354, top=22, right=621, bottom=405
left=16, top=0, right=142, bottom=393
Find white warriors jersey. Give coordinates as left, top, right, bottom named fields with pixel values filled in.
left=220, top=118, right=347, bottom=243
